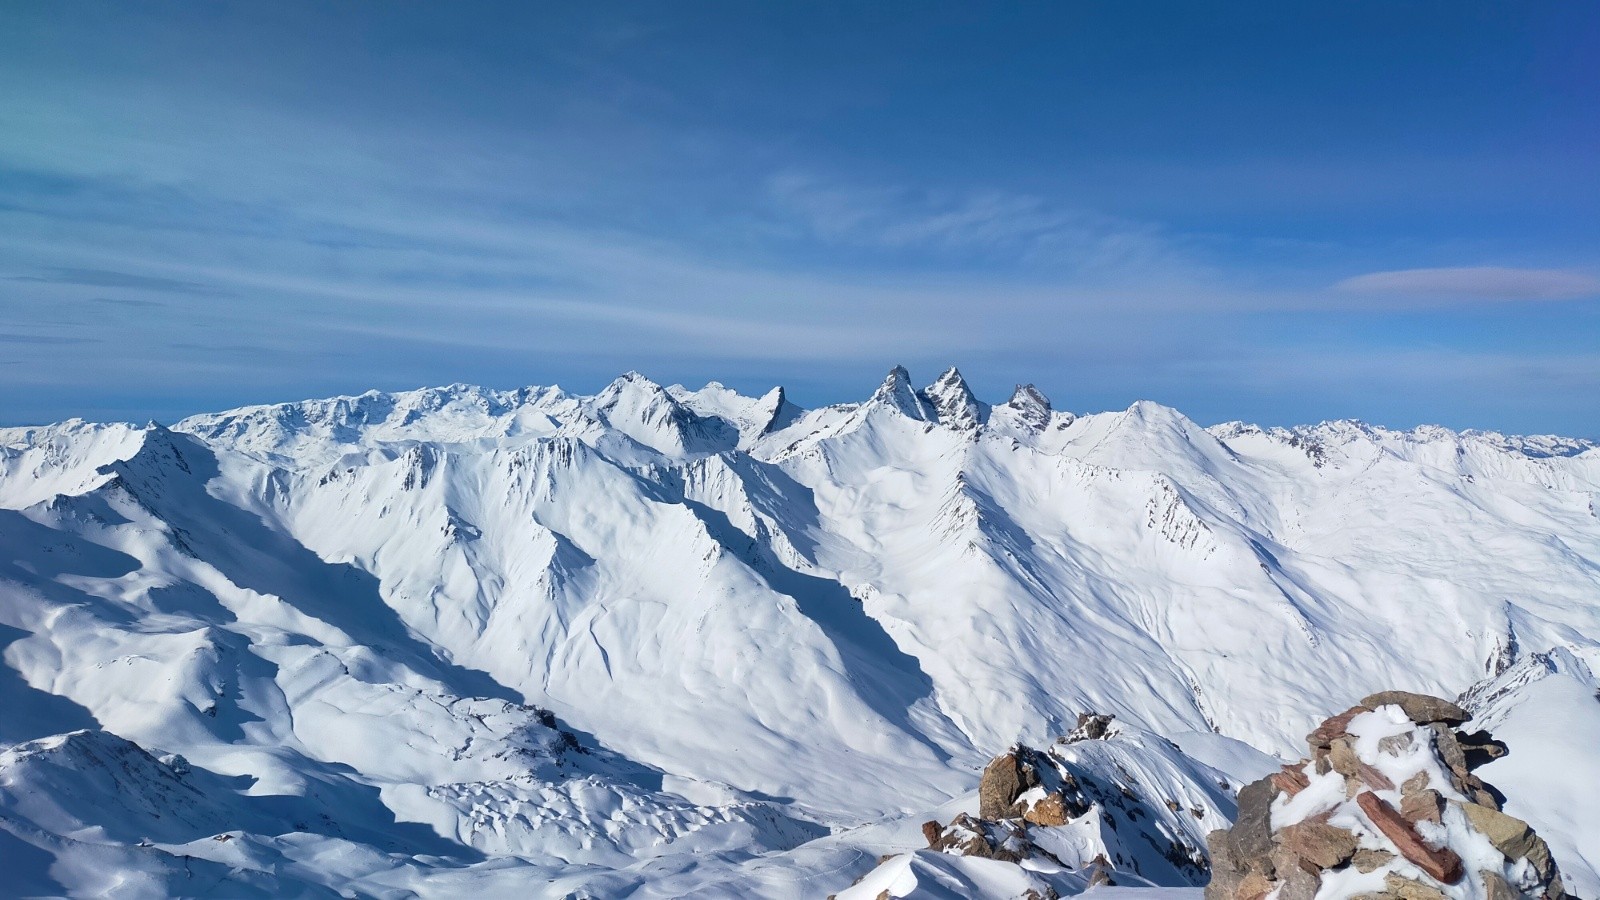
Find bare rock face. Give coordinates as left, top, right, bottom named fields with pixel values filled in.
left=1204, top=692, right=1570, bottom=900
left=978, top=751, right=1029, bottom=820
left=1399, top=788, right=1443, bottom=825
left=927, top=812, right=1033, bottom=863
left=1277, top=821, right=1358, bottom=870
left=1067, top=711, right=1115, bottom=742
left=1359, top=691, right=1470, bottom=726
left=914, top=717, right=1226, bottom=893
left=1227, top=778, right=1279, bottom=879
left=1022, top=792, right=1070, bottom=826
left=1385, top=872, right=1450, bottom=900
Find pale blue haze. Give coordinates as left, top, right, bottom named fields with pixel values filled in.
left=1, top=2, right=1596, bottom=434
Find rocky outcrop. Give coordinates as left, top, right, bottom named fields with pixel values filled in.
left=909, top=715, right=1233, bottom=888
left=978, top=750, right=1032, bottom=820
left=1205, top=691, right=1569, bottom=900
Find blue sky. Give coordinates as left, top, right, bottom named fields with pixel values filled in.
left=2, top=2, right=1597, bottom=434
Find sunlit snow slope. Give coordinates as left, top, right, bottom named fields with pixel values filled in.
left=1, top=367, right=1597, bottom=898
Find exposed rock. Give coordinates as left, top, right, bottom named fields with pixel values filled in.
left=1482, top=870, right=1518, bottom=900
left=1308, top=705, right=1372, bottom=748
left=1451, top=770, right=1504, bottom=810
left=1270, top=767, right=1310, bottom=797
left=1276, top=821, right=1358, bottom=869
left=1329, top=736, right=1361, bottom=777
left=1379, top=731, right=1414, bottom=756
left=930, top=813, right=1032, bottom=863
left=1457, top=730, right=1510, bottom=769
left=1400, top=789, right=1443, bottom=825
left=1361, top=691, right=1470, bottom=726
left=1068, top=712, right=1115, bottom=742
left=1401, top=771, right=1430, bottom=795
left=1236, top=871, right=1273, bottom=900
left=1204, top=694, right=1566, bottom=900
left=978, top=752, right=1027, bottom=820
left=1429, top=723, right=1470, bottom=775
left=1023, top=792, right=1069, bottom=827
left=1276, top=862, right=1320, bottom=900
left=872, top=735, right=1223, bottom=896
left=1457, top=803, right=1552, bottom=877
left=1204, top=830, right=1244, bottom=900
left=1357, top=759, right=1396, bottom=791
left=1356, top=791, right=1463, bottom=884
left=1352, top=847, right=1396, bottom=873
left=1270, top=843, right=1316, bottom=880
left=1227, top=778, right=1279, bottom=878
left=1385, top=872, right=1450, bottom=900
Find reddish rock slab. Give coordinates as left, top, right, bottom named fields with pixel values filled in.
left=1308, top=705, right=1372, bottom=748
left=1357, top=760, right=1396, bottom=791
left=1271, top=767, right=1311, bottom=797
left=1356, top=791, right=1463, bottom=884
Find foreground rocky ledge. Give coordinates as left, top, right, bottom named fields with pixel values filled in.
left=1206, top=691, right=1568, bottom=900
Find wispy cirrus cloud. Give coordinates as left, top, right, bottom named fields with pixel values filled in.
left=1334, top=266, right=1600, bottom=301
left=0, top=333, right=102, bottom=345
left=762, top=172, right=1186, bottom=278
left=6, top=267, right=224, bottom=296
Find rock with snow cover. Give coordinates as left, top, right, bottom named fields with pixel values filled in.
left=836, top=717, right=1237, bottom=899
left=1205, top=694, right=1569, bottom=900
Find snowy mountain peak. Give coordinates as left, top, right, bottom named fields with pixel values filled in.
left=753, top=385, right=803, bottom=436
left=869, top=364, right=937, bottom=420
left=1006, top=383, right=1050, bottom=412
left=991, top=383, right=1056, bottom=436
left=594, top=370, right=670, bottom=404
left=588, top=371, right=739, bottom=457
left=920, top=367, right=985, bottom=431
left=4, top=368, right=1600, bottom=897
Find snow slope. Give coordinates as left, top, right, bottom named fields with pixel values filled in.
left=1, top=367, right=1596, bottom=898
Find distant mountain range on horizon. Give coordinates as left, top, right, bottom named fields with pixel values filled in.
left=2, top=365, right=1597, bottom=898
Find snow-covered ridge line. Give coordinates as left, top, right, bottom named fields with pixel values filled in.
left=5, top=366, right=1591, bottom=470
left=145, top=367, right=1592, bottom=471
left=2, top=365, right=1599, bottom=898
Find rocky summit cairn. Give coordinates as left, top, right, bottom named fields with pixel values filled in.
left=1206, top=691, right=1568, bottom=900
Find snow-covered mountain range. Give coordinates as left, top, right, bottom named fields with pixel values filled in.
left=1, top=367, right=1597, bottom=898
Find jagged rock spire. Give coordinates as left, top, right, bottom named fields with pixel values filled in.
left=753, top=385, right=802, bottom=435
left=991, top=383, right=1054, bottom=434
left=921, top=367, right=982, bottom=431
left=870, top=365, right=936, bottom=420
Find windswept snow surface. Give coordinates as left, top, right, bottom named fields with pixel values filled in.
left=1, top=367, right=1598, bottom=898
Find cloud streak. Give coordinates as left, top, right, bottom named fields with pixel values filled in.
left=762, top=172, right=1188, bottom=278
left=0, top=333, right=102, bottom=345
left=1335, top=267, right=1600, bottom=301
left=7, top=267, right=224, bottom=296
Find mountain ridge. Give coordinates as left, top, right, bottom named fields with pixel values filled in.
left=1, top=366, right=1597, bottom=898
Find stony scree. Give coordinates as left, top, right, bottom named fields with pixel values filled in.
left=1205, top=693, right=1570, bottom=900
